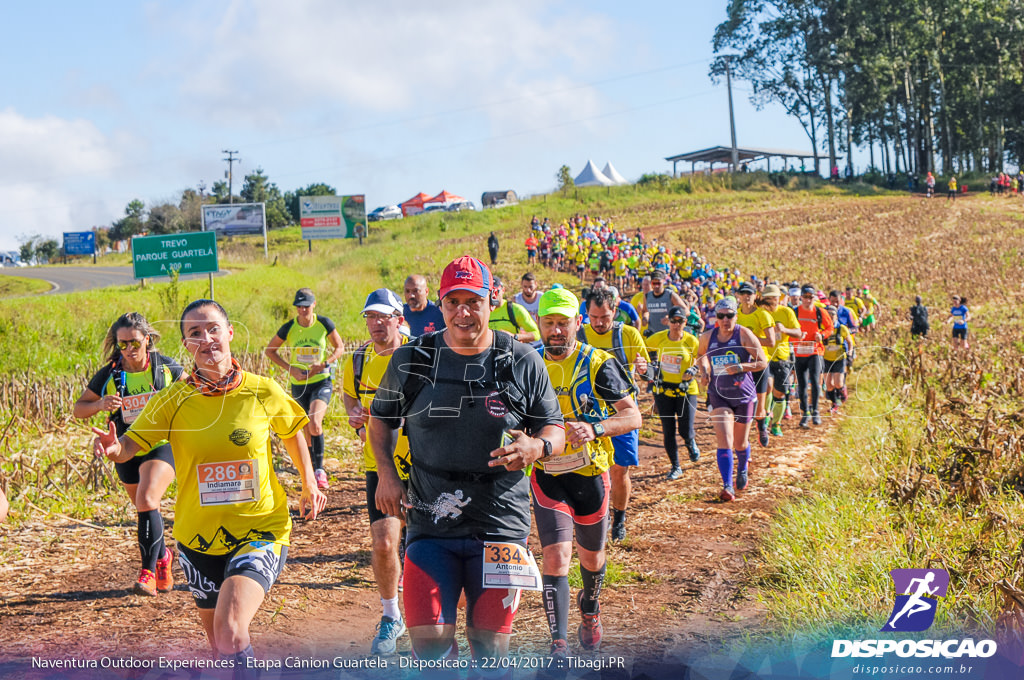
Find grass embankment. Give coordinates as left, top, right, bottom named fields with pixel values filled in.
left=0, top=273, right=51, bottom=298
left=751, top=194, right=1024, bottom=638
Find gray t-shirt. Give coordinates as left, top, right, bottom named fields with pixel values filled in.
left=371, top=333, right=562, bottom=540
left=646, top=290, right=673, bottom=331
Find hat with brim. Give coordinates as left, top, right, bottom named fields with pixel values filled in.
left=439, top=256, right=493, bottom=300
left=293, top=288, right=315, bottom=306
left=362, top=288, right=403, bottom=315
left=715, top=297, right=738, bottom=313
left=762, top=284, right=782, bottom=298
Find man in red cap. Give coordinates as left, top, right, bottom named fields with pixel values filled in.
left=368, top=255, right=565, bottom=668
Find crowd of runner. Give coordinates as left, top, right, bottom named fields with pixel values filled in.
left=18, top=209, right=986, bottom=677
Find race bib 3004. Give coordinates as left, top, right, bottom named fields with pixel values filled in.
left=120, top=392, right=154, bottom=424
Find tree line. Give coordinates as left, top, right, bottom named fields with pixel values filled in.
left=17, top=170, right=337, bottom=262
left=712, top=0, right=1024, bottom=176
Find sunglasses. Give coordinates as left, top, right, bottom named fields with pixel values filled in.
left=117, top=339, right=144, bottom=350
left=362, top=312, right=399, bottom=321
left=716, top=313, right=736, bottom=320
left=669, top=318, right=684, bottom=324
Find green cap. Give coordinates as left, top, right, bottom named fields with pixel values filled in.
left=538, top=288, right=580, bottom=318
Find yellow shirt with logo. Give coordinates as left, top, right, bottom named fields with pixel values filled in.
left=125, top=372, right=307, bottom=556
left=341, top=341, right=411, bottom=477
left=644, top=330, right=699, bottom=396
left=538, top=345, right=621, bottom=477
left=823, top=326, right=853, bottom=362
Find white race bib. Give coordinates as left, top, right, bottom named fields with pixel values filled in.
left=197, top=459, right=260, bottom=506
left=543, top=439, right=593, bottom=475
left=711, top=354, right=740, bottom=376
left=661, top=353, right=683, bottom=376
left=120, top=391, right=154, bottom=424
left=294, top=346, right=319, bottom=365
left=794, top=341, right=815, bottom=354
left=482, top=542, right=542, bottom=591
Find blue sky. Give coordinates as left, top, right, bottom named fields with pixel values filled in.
left=0, top=1, right=824, bottom=252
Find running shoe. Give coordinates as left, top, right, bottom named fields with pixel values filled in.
left=736, top=469, right=749, bottom=492
left=799, top=414, right=811, bottom=429
left=577, top=591, right=602, bottom=651
left=812, top=411, right=822, bottom=426
left=370, top=615, right=406, bottom=655
left=155, top=547, right=174, bottom=593
left=666, top=466, right=683, bottom=481
left=133, top=569, right=157, bottom=597
left=550, top=639, right=569, bottom=660
left=784, top=404, right=793, bottom=420
left=719, top=486, right=735, bottom=502
left=830, top=404, right=840, bottom=415
left=610, top=519, right=626, bottom=542
left=687, top=439, right=700, bottom=462
left=757, top=419, right=769, bottom=447
left=770, top=424, right=783, bottom=437
left=314, top=468, right=329, bottom=490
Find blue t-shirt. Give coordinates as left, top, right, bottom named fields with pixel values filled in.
left=404, top=302, right=446, bottom=337
left=836, top=305, right=855, bottom=331
left=950, top=305, right=969, bottom=329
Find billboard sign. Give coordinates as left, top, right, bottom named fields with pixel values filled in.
left=300, top=195, right=366, bottom=239
left=201, top=203, right=265, bottom=235
left=63, top=231, right=96, bottom=256
left=132, top=231, right=218, bottom=279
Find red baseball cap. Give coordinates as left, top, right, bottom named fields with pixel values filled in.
left=438, top=255, right=493, bottom=300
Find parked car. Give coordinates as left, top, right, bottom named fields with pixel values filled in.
left=446, top=201, right=476, bottom=212
left=422, top=204, right=448, bottom=214
left=369, top=205, right=403, bottom=221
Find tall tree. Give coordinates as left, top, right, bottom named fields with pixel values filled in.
left=110, top=199, right=147, bottom=241
left=240, top=168, right=290, bottom=229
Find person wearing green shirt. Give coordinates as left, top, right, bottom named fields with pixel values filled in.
left=488, top=277, right=540, bottom=343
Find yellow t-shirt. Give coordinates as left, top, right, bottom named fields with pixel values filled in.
left=580, top=323, right=650, bottom=378
left=489, top=301, right=540, bottom=337
left=644, top=330, right=699, bottom=395
left=125, top=372, right=307, bottom=555
left=538, top=345, right=616, bottom=476
left=823, top=326, right=853, bottom=362
left=341, top=341, right=411, bottom=476
left=737, top=307, right=774, bottom=340
left=769, top=306, right=800, bottom=361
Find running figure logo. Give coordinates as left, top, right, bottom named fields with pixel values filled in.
left=881, top=568, right=949, bottom=632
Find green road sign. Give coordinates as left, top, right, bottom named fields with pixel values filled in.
left=132, top=232, right=218, bottom=279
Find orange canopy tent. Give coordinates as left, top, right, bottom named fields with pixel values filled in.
left=400, top=192, right=432, bottom=217
left=424, top=190, right=466, bottom=207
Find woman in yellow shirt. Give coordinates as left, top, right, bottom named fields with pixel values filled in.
left=94, top=299, right=327, bottom=665
left=645, top=306, right=701, bottom=479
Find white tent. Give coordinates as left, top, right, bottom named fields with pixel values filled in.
left=602, top=162, right=628, bottom=185
left=574, top=160, right=614, bottom=187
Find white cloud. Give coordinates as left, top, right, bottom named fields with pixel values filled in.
left=0, top=109, right=131, bottom=250
left=0, top=107, right=123, bottom=182
left=164, top=0, right=618, bottom=138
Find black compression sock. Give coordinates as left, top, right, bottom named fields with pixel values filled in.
left=310, top=434, right=325, bottom=470
left=542, top=575, right=569, bottom=641
left=137, top=509, right=165, bottom=572
left=580, top=564, right=606, bottom=613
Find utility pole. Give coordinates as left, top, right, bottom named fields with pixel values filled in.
left=222, top=150, right=240, bottom=204
left=725, top=57, right=739, bottom=173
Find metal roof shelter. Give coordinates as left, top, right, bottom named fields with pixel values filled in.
left=665, top=145, right=841, bottom=176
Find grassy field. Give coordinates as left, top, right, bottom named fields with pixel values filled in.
left=2, top=177, right=1022, bottom=638
left=0, top=273, right=52, bottom=298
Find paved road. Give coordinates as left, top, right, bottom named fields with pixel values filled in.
left=0, top=266, right=225, bottom=295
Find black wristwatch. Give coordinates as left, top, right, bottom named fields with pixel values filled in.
left=592, top=421, right=606, bottom=438
left=538, top=437, right=553, bottom=458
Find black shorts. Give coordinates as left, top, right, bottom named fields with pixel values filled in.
left=178, top=542, right=288, bottom=610
left=952, top=327, right=968, bottom=340
left=290, top=378, right=333, bottom=414
left=769, top=360, right=793, bottom=394
left=530, top=470, right=609, bottom=552
left=114, top=442, right=175, bottom=485
left=749, top=369, right=770, bottom=395
left=824, top=358, right=846, bottom=375
left=365, top=471, right=395, bottom=525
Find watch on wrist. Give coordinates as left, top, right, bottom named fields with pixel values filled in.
left=538, top=437, right=553, bottom=458
left=592, top=421, right=606, bottom=438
